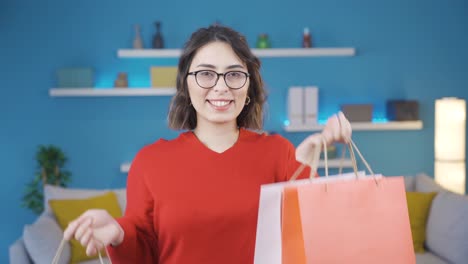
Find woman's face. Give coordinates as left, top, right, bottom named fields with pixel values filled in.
left=187, top=41, right=250, bottom=128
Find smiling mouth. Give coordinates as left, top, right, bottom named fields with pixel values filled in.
left=207, top=100, right=233, bottom=109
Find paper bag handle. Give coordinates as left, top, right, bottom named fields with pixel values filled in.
left=290, top=136, right=377, bottom=184
left=52, top=238, right=110, bottom=264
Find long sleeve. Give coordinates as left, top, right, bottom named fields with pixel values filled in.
left=107, top=148, right=158, bottom=263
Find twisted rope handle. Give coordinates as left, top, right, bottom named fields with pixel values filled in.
left=52, top=238, right=110, bottom=264
left=290, top=136, right=378, bottom=185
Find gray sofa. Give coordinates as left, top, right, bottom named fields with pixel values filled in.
left=10, top=175, right=468, bottom=264
left=405, top=174, right=468, bottom=264
left=9, top=185, right=125, bottom=264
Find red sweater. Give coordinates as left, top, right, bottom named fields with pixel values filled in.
left=107, top=128, right=311, bottom=263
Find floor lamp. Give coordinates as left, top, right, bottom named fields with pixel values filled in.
left=434, top=97, right=466, bottom=194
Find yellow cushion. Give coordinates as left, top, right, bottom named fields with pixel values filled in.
left=49, top=191, right=122, bottom=263
left=406, top=191, right=437, bottom=253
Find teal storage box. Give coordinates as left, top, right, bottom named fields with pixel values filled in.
left=56, top=68, right=94, bottom=88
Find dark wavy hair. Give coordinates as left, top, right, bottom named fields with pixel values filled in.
left=167, top=25, right=266, bottom=130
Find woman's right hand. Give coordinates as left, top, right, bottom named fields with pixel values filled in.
left=63, top=209, right=124, bottom=256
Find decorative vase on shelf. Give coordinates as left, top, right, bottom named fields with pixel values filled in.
left=133, top=24, right=144, bottom=49
left=302, top=27, right=312, bottom=48
left=256, top=33, right=271, bottom=49
left=114, top=72, right=128, bottom=88
left=152, top=21, right=164, bottom=49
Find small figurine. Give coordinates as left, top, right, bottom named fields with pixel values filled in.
left=114, top=72, right=128, bottom=88
left=152, top=21, right=164, bottom=49
left=133, top=24, right=144, bottom=49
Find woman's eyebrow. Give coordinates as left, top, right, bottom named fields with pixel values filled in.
left=196, top=64, right=216, bottom=69
left=195, top=64, right=245, bottom=70
left=225, top=64, right=245, bottom=70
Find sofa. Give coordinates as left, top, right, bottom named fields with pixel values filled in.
left=9, top=185, right=126, bottom=264
left=404, top=174, right=468, bottom=264
left=9, top=174, right=468, bottom=264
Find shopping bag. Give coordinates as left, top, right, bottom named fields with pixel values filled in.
left=254, top=171, right=365, bottom=264
left=281, top=187, right=306, bottom=264
left=281, top=139, right=415, bottom=264
left=295, top=176, right=415, bottom=263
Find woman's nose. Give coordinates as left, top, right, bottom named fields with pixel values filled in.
left=213, top=76, right=229, bottom=92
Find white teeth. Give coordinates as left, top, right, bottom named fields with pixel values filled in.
left=210, top=101, right=230, bottom=107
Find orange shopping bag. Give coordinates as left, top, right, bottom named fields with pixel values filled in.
left=282, top=140, right=415, bottom=264
left=281, top=186, right=306, bottom=264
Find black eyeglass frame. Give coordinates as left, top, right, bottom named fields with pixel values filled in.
left=187, top=70, right=250, bottom=90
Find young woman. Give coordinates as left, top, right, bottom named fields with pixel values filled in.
left=63, top=25, right=351, bottom=263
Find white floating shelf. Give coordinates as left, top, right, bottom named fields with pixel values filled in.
left=117, top=48, right=356, bottom=58
left=284, top=120, right=423, bottom=132
left=118, top=49, right=182, bottom=58
left=49, top=88, right=176, bottom=97
left=120, top=159, right=353, bottom=173
left=318, top=158, right=354, bottom=169
left=252, top=48, right=356, bottom=57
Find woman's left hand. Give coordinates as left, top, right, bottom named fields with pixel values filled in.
left=295, top=112, right=352, bottom=166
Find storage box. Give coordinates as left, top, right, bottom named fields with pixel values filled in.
left=56, top=68, right=94, bottom=88
left=150, top=67, right=178, bottom=88
left=304, top=86, right=319, bottom=125
left=288, top=87, right=304, bottom=126
left=386, top=100, right=419, bottom=121
left=341, top=104, right=373, bottom=122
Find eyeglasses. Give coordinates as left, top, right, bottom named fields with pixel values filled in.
left=187, top=70, right=250, bottom=90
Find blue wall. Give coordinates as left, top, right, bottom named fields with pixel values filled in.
left=1, top=0, right=467, bottom=262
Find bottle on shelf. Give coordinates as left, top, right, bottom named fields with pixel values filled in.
left=133, top=24, right=144, bottom=49
left=256, top=33, right=271, bottom=49
left=302, top=27, right=312, bottom=48
left=152, top=21, right=164, bottom=49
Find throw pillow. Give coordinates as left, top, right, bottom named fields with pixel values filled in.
left=415, top=173, right=446, bottom=193
left=406, top=191, right=437, bottom=252
left=23, top=213, right=71, bottom=264
left=49, top=192, right=122, bottom=263
left=44, top=184, right=127, bottom=217
left=426, top=191, right=468, bottom=264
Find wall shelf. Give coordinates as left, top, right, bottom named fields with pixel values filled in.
left=49, top=88, right=176, bottom=97
left=284, top=120, right=423, bottom=132
left=117, top=48, right=356, bottom=58
left=120, top=158, right=354, bottom=173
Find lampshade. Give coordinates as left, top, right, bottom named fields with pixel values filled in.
left=435, top=161, right=466, bottom=194
left=434, top=98, right=466, bottom=161
left=434, top=97, right=466, bottom=194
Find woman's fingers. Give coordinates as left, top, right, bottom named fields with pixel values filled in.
left=80, top=228, right=93, bottom=247
left=322, top=112, right=353, bottom=144
left=338, top=111, right=352, bottom=142
left=296, top=133, right=322, bottom=165
left=64, top=216, right=90, bottom=241
left=74, top=218, right=93, bottom=241
left=86, top=238, right=104, bottom=256
left=86, top=240, right=97, bottom=256
left=322, top=114, right=340, bottom=144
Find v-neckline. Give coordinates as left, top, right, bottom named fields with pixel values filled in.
left=190, top=128, right=244, bottom=155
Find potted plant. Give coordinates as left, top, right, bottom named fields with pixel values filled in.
left=22, top=145, right=72, bottom=214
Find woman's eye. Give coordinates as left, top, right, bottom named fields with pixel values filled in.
left=228, top=72, right=242, bottom=78
left=200, top=71, right=214, bottom=77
